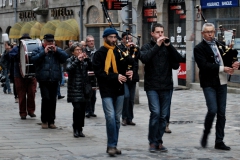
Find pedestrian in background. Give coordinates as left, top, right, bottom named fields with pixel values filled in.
left=139, top=23, right=182, bottom=152
left=0, top=42, right=12, bottom=94
left=66, top=42, right=91, bottom=138
left=194, top=23, right=233, bottom=150
left=93, top=28, right=133, bottom=156
left=31, top=34, right=68, bottom=129
left=118, top=32, right=139, bottom=126
left=85, top=35, right=97, bottom=118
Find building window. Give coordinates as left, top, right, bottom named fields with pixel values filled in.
left=87, top=6, right=100, bottom=23
left=19, top=0, right=25, bottom=3
left=9, top=0, right=12, bottom=6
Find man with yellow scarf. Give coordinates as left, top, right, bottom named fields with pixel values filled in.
left=93, top=28, right=133, bottom=156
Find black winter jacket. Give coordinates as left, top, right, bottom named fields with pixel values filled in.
left=31, top=46, right=68, bottom=82
left=66, top=56, right=91, bottom=102
left=93, top=46, right=132, bottom=98
left=194, top=40, right=225, bottom=88
left=140, top=40, right=182, bottom=91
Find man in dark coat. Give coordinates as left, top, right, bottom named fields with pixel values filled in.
left=194, top=23, right=234, bottom=150
left=93, top=28, right=133, bottom=156
left=139, top=23, right=182, bottom=152
left=85, top=35, right=97, bottom=118
left=31, top=34, right=68, bottom=129
left=118, top=32, right=139, bottom=126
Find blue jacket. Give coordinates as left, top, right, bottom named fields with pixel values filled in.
left=9, top=46, right=22, bottom=78
left=30, top=46, right=68, bottom=82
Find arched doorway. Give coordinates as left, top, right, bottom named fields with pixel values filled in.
left=6, top=26, right=11, bottom=35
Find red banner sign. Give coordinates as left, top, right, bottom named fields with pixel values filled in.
left=178, top=63, right=186, bottom=79
left=104, top=0, right=128, bottom=10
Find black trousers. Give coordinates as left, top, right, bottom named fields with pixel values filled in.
left=72, top=102, right=86, bottom=131
left=39, top=81, right=58, bottom=124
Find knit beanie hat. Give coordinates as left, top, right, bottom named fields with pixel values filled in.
left=102, top=28, right=119, bottom=38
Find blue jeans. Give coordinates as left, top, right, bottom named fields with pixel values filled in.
left=102, top=95, right=124, bottom=147
left=2, top=69, right=11, bottom=93
left=202, top=84, right=227, bottom=144
left=166, top=89, right=173, bottom=123
left=146, top=90, right=171, bottom=146
left=122, top=82, right=136, bottom=122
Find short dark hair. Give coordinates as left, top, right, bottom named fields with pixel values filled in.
left=70, top=42, right=82, bottom=53
left=151, top=23, right=164, bottom=32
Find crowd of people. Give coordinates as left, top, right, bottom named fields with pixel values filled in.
left=0, top=22, right=239, bottom=156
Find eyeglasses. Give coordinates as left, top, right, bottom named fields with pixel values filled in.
left=87, top=40, right=94, bottom=42
left=203, top=31, right=215, bottom=34
left=74, top=49, right=82, bottom=52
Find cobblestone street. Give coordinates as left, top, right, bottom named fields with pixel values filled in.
left=0, top=84, right=240, bottom=160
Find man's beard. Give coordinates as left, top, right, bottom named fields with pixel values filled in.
left=105, top=39, right=115, bottom=46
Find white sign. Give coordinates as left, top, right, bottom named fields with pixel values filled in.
left=177, top=26, right=181, bottom=33
left=224, top=30, right=233, bottom=46
left=171, top=36, right=175, bottom=43
left=177, top=35, right=182, bottom=43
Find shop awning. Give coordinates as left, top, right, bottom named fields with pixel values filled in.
left=9, top=22, right=26, bottom=39
left=40, top=20, right=60, bottom=39
left=54, top=19, right=79, bottom=40
left=30, top=22, right=45, bottom=39
left=20, top=21, right=37, bottom=36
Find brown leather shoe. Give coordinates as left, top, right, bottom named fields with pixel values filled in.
left=49, top=124, right=57, bottom=129
left=165, top=123, right=172, bottom=133
left=122, top=119, right=127, bottom=126
left=42, top=123, right=48, bottom=129
left=106, top=147, right=116, bottom=156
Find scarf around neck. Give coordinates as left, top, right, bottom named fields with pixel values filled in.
left=103, top=41, right=118, bottom=75
left=204, top=38, right=221, bottom=65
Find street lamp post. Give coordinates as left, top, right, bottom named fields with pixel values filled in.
left=79, top=0, right=84, bottom=41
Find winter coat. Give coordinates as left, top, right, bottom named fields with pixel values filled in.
left=30, top=46, right=68, bottom=82
left=140, top=40, right=182, bottom=91
left=66, top=56, right=91, bottom=102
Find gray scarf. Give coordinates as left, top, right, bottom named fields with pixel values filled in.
left=204, top=38, right=221, bottom=65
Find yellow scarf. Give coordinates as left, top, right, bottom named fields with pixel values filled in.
left=103, top=41, right=118, bottom=75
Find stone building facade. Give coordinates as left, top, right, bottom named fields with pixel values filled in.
left=0, top=0, right=240, bottom=88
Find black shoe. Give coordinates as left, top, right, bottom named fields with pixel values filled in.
left=215, top=142, right=231, bottom=150
left=127, top=121, right=136, bottom=125
left=58, top=96, right=65, bottom=99
left=21, top=116, right=26, bottom=120
left=85, top=113, right=91, bottom=118
left=90, top=113, right=97, bottom=117
left=28, top=113, right=36, bottom=117
left=201, top=134, right=208, bottom=148
left=73, top=129, right=79, bottom=138
left=78, top=131, right=85, bottom=137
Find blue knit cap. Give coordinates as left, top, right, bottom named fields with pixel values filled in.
left=102, top=28, right=119, bottom=38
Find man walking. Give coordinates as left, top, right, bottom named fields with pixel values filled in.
left=139, top=23, right=182, bottom=152
left=85, top=35, right=97, bottom=118
left=118, top=32, right=139, bottom=126
left=31, top=34, right=68, bottom=129
left=194, top=23, right=233, bottom=150
left=93, top=28, right=133, bottom=156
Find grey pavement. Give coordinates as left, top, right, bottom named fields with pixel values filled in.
left=0, top=84, right=240, bottom=160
